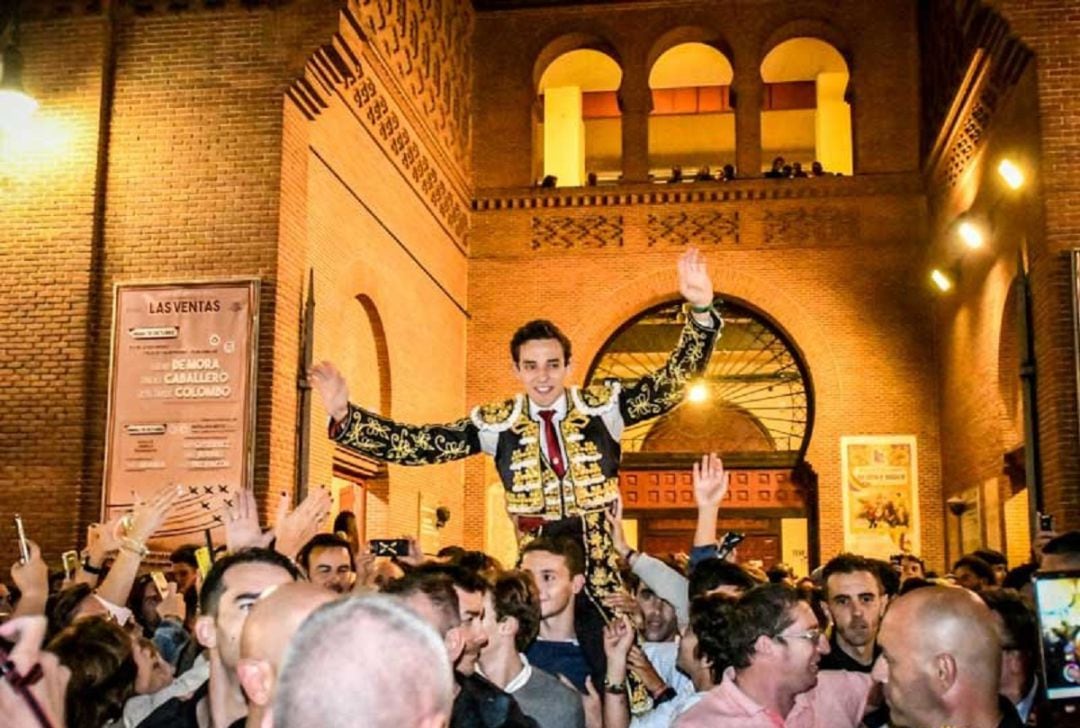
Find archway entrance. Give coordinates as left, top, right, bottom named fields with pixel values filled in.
left=587, top=299, right=817, bottom=570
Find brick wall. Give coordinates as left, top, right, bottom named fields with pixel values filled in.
left=467, top=178, right=946, bottom=568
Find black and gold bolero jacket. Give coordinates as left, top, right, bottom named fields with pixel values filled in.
left=331, top=310, right=720, bottom=519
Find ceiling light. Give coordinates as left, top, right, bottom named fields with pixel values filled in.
left=688, top=382, right=708, bottom=403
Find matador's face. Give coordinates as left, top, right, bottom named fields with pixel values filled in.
left=513, top=338, right=571, bottom=407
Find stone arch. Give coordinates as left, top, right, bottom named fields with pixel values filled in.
left=760, top=19, right=854, bottom=72
left=646, top=25, right=735, bottom=73
left=532, top=32, right=624, bottom=92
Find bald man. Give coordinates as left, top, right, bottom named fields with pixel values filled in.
left=273, top=594, right=454, bottom=728
left=872, top=586, right=1024, bottom=728
left=236, top=582, right=337, bottom=728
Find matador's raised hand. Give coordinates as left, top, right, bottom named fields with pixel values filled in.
left=677, top=247, right=714, bottom=309
left=308, top=361, right=350, bottom=423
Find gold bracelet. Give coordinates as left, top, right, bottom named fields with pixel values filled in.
left=119, top=537, right=148, bottom=557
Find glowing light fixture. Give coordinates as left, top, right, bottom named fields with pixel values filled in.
left=958, top=220, right=984, bottom=250
left=688, top=382, right=708, bottom=403
left=997, top=158, right=1024, bottom=190
left=931, top=268, right=953, bottom=293
left=0, top=42, right=38, bottom=132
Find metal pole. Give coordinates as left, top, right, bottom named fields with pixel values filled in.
left=1016, top=251, right=1042, bottom=535
left=294, top=269, right=315, bottom=502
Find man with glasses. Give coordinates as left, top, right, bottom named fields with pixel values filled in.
left=819, top=554, right=887, bottom=672
left=675, top=583, right=874, bottom=727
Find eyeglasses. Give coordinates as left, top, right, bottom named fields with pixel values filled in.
left=774, top=628, right=824, bottom=645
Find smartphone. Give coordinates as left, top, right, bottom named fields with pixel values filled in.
left=1032, top=569, right=1080, bottom=701
left=195, top=546, right=213, bottom=579
left=716, top=531, right=745, bottom=561
left=14, top=515, right=29, bottom=564
left=62, top=550, right=79, bottom=580
left=150, top=570, right=170, bottom=598
left=1040, top=512, right=1055, bottom=532
left=369, top=538, right=410, bottom=557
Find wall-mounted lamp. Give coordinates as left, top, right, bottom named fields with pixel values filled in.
left=931, top=268, right=954, bottom=293
left=0, top=9, right=37, bottom=131
left=958, top=220, right=985, bottom=250
left=997, top=158, right=1025, bottom=190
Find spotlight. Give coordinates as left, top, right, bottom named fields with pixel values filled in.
left=997, top=159, right=1024, bottom=190
left=931, top=268, right=953, bottom=293
left=958, top=221, right=984, bottom=250
left=0, top=44, right=38, bottom=132
left=688, top=382, right=708, bottom=403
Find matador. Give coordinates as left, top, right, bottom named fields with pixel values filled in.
left=310, top=248, right=722, bottom=712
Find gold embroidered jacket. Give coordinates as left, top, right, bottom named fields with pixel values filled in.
left=332, top=311, right=720, bottom=519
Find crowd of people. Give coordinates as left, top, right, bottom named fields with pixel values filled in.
left=4, top=250, right=1077, bottom=727
left=2, top=467, right=1078, bottom=728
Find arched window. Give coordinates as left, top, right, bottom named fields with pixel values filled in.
left=586, top=300, right=813, bottom=464
left=759, top=38, right=852, bottom=176
left=535, top=49, right=622, bottom=187
left=648, top=43, right=734, bottom=180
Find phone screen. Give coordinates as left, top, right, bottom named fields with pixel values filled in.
left=369, top=539, right=410, bottom=557
left=150, top=571, right=169, bottom=598
left=1033, top=569, right=1080, bottom=701
left=195, top=546, right=213, bottom=579
left=14, top=515, right=29, bottom=564
left=62, top=551, right=79, bottom=579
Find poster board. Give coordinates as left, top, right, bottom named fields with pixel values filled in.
left=841, top=435, right=921, bottom=560
left=102, top=280, right=259, bottom=551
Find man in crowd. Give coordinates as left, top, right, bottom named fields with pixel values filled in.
left=170, top=545, right=200, bottom=595
left=384, top=568, right=537, bottom=727
left=980, top=588, right=1043, bottom=725
left=140, top=548, right=302, bottom=728
left=236, top=582, right=337, bottom=727
left=520, top=536, right=600, bottom=693
left=973, top=549, right=1009, bottom=586
left=952, top=554, right=996, bottom=592
left=296, top=533, right=355, bottom=594
left=477, top=570, right=586, bottom=728
left=872, top=586, right=1022, bottom=728
left=897, top=554, right=925, bottom=584
left=1040, top=529, right=1080, bottom=571
left=312, top=249, right=722, bottom=711
left=819, top=553, right=886, bottom=672
left=273, top=595, right=454, bottom=728
left=676, top=584, right=873, bottom=727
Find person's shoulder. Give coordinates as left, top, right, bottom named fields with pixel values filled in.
left=570, top=381, right=621, bottom=415
left=471, top=394, right=525, bottom=432
left=673, top=686, right=733, bottom=727
left=526, top=666, right=578, bottom=697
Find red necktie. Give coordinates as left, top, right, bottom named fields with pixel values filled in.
left=537, top=409, right=566, bottom=478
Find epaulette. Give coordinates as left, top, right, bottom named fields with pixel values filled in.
left=571, top=381, right=621, bottom=416
left=470, top=394, right=524, bottom=432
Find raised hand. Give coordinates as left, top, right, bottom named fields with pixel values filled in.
left=693, top=452, right=728, bottom=508
left=627, top=644, right=666, bottom=694
left=225, top=487, right=272, bottom=552
left=605, top=495, right=632, bottom=560
left=128, top=484, right=184, bottom=543
left=677, top=247, right=713, bottom=309
left=603, top=613, right=637, bottom=664
left=10, top=541, right=48, bottom=617
left=155, top=582, right=186, bottom=622
left=308, top=361, right=350, bottom=423
left=272, top=486, right=332, bottom=560
left=0, top=616, right=70, bottom=728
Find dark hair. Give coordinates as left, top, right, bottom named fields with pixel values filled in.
left=47, top=617, right=138, bottom=728
left=765, top=563, right=793, bottom=584
left=199, top=547, right=301, bottom=617
left=510, top=320, right=571, bottom=365
left=127, top=573, right=159, bottom=638
left=46, top=583, right=94, bottom=641
left=491, top=571, right=542, bottom=653
left=382, top=569, right=461, bottom=636
left=980, top=588, right=1037, bottom=658
left=972, top=549, right=1007, bottom=568
left=873, top=559, right=900, bottom=597
left=170, top=545, right=199, bottom=568
left=296, top=533, right=356, bottom=573
left=1003, top=562, right=1038, bottom=591
left=690, top=593, right=739, bottom=682
left=899, top=554, right=925, bottom=571
left=952, top=555, right=995, bottom=586
left=440, top=548, right=503, bottom=578
left=898, top=577, right=934, bottom=596
left=689, top=559, right=761, bottom=599
left=520, top=536, right=585, bottom=577
left=411, top=563, right=489, bottom=595
left=821, top=553, right=885, bottom=598
left=697, top=583, right=802, bottom=671
left=1043, top=530, right=1080, bottom=558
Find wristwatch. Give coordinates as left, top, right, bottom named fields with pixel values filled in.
left=603, top=676, right=627, bottom=695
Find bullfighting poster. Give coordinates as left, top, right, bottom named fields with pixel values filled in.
left=841, top=435, right=920, bottom=560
